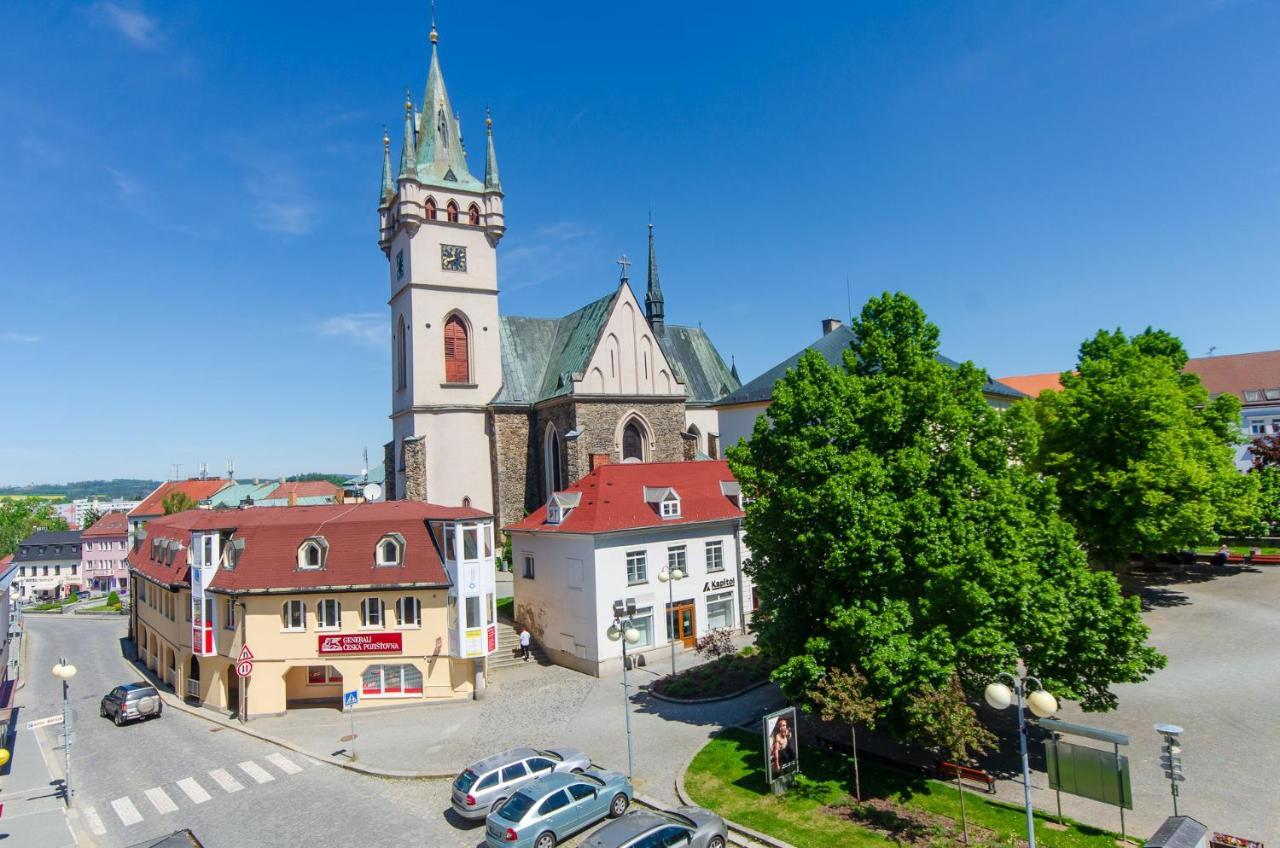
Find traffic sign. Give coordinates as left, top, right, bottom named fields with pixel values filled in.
left=236, top=660, right=254, bottom=678
left=238, top=645, right=255, bottom=663
left=26, top=715, right=64, bottom=730
left=343, top=690, right=359, bottom=710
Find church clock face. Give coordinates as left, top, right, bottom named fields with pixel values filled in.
left=441, top=244, right=467, bottom=272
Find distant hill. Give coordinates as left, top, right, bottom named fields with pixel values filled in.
left=0, top=479, right=162, bottom=501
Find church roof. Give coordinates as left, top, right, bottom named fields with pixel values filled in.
left=716, top=325, right=1026, bottom=406
left=493, top=290, right=740, bottom=407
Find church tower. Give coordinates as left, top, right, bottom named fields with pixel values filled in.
left=379, top=21, right=505, bottom=506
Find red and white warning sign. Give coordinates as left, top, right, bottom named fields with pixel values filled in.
left=236, top=644, right=254, bottom=677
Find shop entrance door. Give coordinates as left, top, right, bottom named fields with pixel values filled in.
left=666, top=600, right=697, bottom=649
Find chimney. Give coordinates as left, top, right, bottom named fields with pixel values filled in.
left=288, top=490, right=297, bottom=507
left=822, top=318, right=843, bottom=336
left=590, top=453, right=611, bottom=471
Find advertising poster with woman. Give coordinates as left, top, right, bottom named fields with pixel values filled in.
left=762, top=706, right=799, bottom=785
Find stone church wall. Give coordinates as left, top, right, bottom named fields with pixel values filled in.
left=573, top=399, right=686, bottom=467
left=490, top=411, right=534, bottom=530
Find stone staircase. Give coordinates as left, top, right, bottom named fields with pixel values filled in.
left=489, top=617, right=551, bottom=670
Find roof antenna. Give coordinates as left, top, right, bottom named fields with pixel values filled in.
left=1206, top=346, right=1217, bottom=357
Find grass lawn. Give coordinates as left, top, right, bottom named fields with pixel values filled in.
left=81, top=603, right=122, bottom=613
left=496, top=596, right=514, bottom=620
left=32, top=598, right=76, bottom=611
left=686, top=728, right=1118, bottom=848
left=1197, top=546, right=1280, bottom=556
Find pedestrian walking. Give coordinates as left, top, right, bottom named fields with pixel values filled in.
left=519, top=627, right=532, bottom=662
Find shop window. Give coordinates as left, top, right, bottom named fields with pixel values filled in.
left=317, top=598, right=341, bottom=629
left=361, top=663, right=423, bottom=696
left=706, top=541, right=724, bottom=573
left=396, top=596, right=421, bottom=627
left=282, top=599, right=305, bottom=631
left=361, top=597, right=385, bottom=628
left=307, top=666, right=342, bottom=685
left=630, top=606, right=654, bottom=647
left=706, top=591, right=736, bottom=630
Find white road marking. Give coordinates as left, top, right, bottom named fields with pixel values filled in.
left=144, top=786, right=178, bottom=814
left=209, top=767, right=244, bottom=793
left=111, top=796, right=143, bottom=826
left=238, top=760, right=275, bottom=783
left=176, top=777, right=212, bottom=804
left=267, top=752, right=302, bottom=774
left=84, top=806, right=108, bottom=835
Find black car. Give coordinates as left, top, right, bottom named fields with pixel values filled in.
left=101, top=683, right=162, bottom=726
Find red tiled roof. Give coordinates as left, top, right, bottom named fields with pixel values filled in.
left=0, top=554, right=12, bottom=570
left=506, top=461, right=743, bottom=535
left=1186, top=350, right=1280, bottom=404
left=128, top=501, right=489, bottom=593
left=82, top=511, right=129, bottom=537
left=130, top=479, right=234, bottom=519
left=995, top=372, right=1065, bottom=396
left=264, top=481, right=342, bottom=500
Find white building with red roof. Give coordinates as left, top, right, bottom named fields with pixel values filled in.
left=81, top=510, right=130, bottom=593
left=506, top=460, right=752, bottom=676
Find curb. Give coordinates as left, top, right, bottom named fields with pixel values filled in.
left=674, top=727, right=797, bottom=848
left=116, top=651, right=457, bottom=780
left=646, top=678, right=773, bottom=705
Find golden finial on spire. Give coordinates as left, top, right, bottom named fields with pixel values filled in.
left=405, top=87, right=413, bottom=112
left=429, top=0, right=439, bottom=43
left=485, top=106, right=493, bottom=133
left=383, top=126, right=390, bottom=150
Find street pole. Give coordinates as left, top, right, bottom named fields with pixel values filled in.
left=1013, top=679, right=1034, bottom=848
left=621, top=632, right=634, bottom=779
left=666, top=577, right=677, bottom=677
left=62, top=674, right=71, bottom=806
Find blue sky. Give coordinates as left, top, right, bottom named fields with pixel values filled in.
left=2, top=1, right=1279, bottom=484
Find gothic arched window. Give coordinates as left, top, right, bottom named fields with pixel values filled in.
left=443, top=314, right=470, bottom=384
left=544, top=425, right=565, bottom=497
left=425, top=197, right=437, bottom=221
left=468, top=204, right=481, bottom=226
left=446, top=201, right=459, bottom=223
left=622, top=420, right=646, bottom=462
left=396, top=315, right=407, bottom=390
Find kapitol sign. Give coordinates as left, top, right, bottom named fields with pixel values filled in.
left=317, top=633, right=404, bottom=655
left=703, top=576, right=736, bottom=592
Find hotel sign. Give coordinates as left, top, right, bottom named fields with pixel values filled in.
left=318, top=633, right=403, bottom=655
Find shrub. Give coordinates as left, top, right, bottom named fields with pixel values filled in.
left=107, top=591, right=121, bottom=607
left=694, top=629, right=735, bottom=661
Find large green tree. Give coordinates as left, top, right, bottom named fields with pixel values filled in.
left=0, top=497, right=70, bottom=557
left=728, top=293, right=1164, bottom=729
left=162, top=491, right=198, bottom=515
left=1016, top=328, right=1258, bottom=566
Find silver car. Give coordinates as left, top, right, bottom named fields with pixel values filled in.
left=581, top=807, right=728, bottom=848
left=451, top=747, right=591, bottom=820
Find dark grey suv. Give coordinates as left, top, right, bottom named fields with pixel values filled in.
left=101, top=683, right=162, bottom=726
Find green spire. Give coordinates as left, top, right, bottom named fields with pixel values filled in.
left=645, top=222, right=665, bottom=334
left=416, top=27, right=482, bottom=190
left=379, top=127, right=394, bottom=206
left=398, top=90, right=417, bottom=182
left=484, top=110, right=501, bottom=192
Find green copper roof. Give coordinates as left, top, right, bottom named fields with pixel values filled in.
left=416, top=43, right=483, bottom=191
left=658, top=324, right=740, bottom=405
left=398, top=96, right=417, bottom=182
left=484, top=118, right=502, bottom=192
left=380, top=130, right=394, bottom=206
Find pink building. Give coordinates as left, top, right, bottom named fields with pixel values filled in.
left=81, top=511, right=130, bottom=593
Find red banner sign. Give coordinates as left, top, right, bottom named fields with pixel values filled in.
left=318, top=632, right=403, bottom=655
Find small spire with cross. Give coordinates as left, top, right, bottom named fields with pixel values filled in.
left=616, top=254, right=632, bottom=284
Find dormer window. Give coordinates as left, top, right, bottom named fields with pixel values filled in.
left=376, top=533, right=405, bottom=566
left=643, top=486, right=681, bottom=519
left=720, top=480, right=742, bottom=508
left=546, top=492, right=582, bottom=526
left=298, top=537, right=328, bottom=570
left=661, top=495, right=681, bottom=518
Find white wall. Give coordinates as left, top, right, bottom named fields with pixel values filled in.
left=716, top=402, right=769, bottom=454
left=574, top=285, right=684, bottom=398
left=510, top=533, right=598, bottom=662
left=683, top=408, right=722, bottom=457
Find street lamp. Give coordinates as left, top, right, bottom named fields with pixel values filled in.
left=606, top=599, right=642, bottom=778
left=1154, top=723, right=1185, bottom=816
left=985, top=673, right=1057, bottom=848
left=51, top=657, right=78, bottom=806
left=657, top=563, right=686, bottom=676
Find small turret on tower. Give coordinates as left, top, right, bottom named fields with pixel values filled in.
left=645, top=222, right=665, bottom=335
left=483, top=110, right=505, bottom=244
left=398, top=90, right=418, bottom=183
left=379, top=127, right=394, bottom=208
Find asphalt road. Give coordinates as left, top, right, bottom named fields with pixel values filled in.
left=21, top=616, right=541, bottom=848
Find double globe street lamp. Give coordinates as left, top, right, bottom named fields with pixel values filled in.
left=984, top=673, right=1057, bottom=848
left=52, top=657, right=78, bottom=805
left=605, top=599, right=642, bottom=779
left=656, top=563, right=687, bottom=676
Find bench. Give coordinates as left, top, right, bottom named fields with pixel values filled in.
left=935, top=760, right=996, bottom=793
left=1249, top=554, right=1280, bottom=565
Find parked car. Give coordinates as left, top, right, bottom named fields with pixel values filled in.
left=100, top=683, right=162, bottom=726
left=581, top=807, right=728, bottom=848
left=452, top=747, right=591, bottom=820
left=484, top=770, right=632, bottom=848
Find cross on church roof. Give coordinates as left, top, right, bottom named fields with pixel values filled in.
left=616, top=254, right=631, bottom=283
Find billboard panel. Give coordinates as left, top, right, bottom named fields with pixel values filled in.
left=762, top=706, right=799, bottom=783
left=1045, top=739, right=1133, bottom=810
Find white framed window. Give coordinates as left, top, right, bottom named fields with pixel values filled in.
left=668, top=545, right=687, bottom=575
left=661, top=494, right=681, bottom=518
left=522, top=554, right=535, bottom=579
left=282, top=599, right=305, bottom=631
left=224, top=598, right=237, bottom=630
left=706, top=541, right=724, bottom=573
left=631, top=606, right=654, bottom=647
left=465, top=595, right=481, bottom=629
left=706, top=591, right=736, bottom=630
left=626, top=550, right=648, bottom=585
left=360, top=663, right=424, bottom=697
left=298, top=537, right=327, bottom=569
left=396, top=596, right=421, bottom=627
left=376, top=534, right=404, bottom=566
left=547, top=501, right=564, bottom=524
left=361, top=597, right=385, bottom=628
left=317, top=598, right=341, bottom=630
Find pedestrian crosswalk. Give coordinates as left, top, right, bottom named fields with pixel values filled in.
left=84, top=751, right=311, bottom=834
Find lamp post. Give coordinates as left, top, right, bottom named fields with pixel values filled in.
left=605, top=599, right=642, bottom=779
left=51, top=657, right=78, bottom=806
left=1154, top=723, right=1184, bottom=816
left=985, top=673, right=1058, bottom=848
left=657, top=562, right=686, bottom=676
